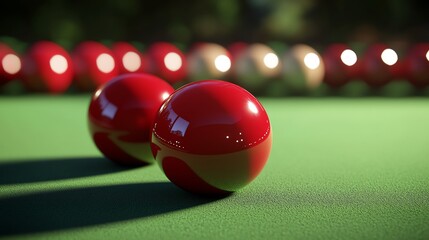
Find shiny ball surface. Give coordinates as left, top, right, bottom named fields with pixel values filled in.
left=151, top=80, right=272, bottom=195
left=88, top=73, right=174, bottom=166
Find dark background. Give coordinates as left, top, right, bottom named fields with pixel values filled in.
left=1, top=0, right=428, bottom=49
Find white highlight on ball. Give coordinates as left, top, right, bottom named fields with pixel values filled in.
left=263, top=52, right=279, bottom=69
left=122, top=51, right=141, bottom=72
left=214, top=54, right=231, bottom=72
left=161, top=92, right=170, bottom=100
left=303, top=52, right=320, bottom=70
left=425, top=50, right=429, bottom=62
left=96, top=53, right=115, bottom=73
left=381, top=48, right=398, bottom=66
left=247, top=101, right=258, bottom=114
left=2, top=54, right=21, bottom=75
left=94, top=88, right=102, bottom=98
left=164, top=52, right=182, bottom=71
left=340, top=49, right=357, bottom=66
left=49, top=54, right=68, bottom=74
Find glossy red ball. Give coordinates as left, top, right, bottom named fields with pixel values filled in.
left=151, top=80, right=272, bottom=195
left=88, top=73, right=174, bottom=166
left=22, top=41, right=73, bottom=93
left=73, top=41, right=119, bottom=91
left=0, top=43, right=22, bottom=86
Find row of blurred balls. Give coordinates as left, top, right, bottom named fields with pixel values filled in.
left=1, top=40, right=429, bottom=96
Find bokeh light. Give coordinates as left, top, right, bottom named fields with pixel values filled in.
left=96, top=53, right=115, bottom=73
left=2, top=53, right=21, bottom=75
left=214, top=54, right=231, bottom=72
left=164, top=52, right=182, bottom=71
left=49, top=54, right=68, bottom=74
left=303, top=52, right=320, bottom=70
left=381, top=48, right=398, bottom=66
left=122, top=51, right=141, bottom=72
left=263, top=53, right=279, bottom=69
left=340, top=49, right=357, bottom=66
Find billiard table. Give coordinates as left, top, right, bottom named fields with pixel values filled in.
left=1, top=95, right=428, bottom=239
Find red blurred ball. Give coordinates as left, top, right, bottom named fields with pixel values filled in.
left=88, top=73, right=174, bottom=166
left=73, top=41, right=119, bottom=91
left=0, top=43, right=22, bottom=86
left=405, top=43, right=429, bottom=87
left=361, top=44, right=404, bottom=87
left=22, top=41, right=73, bottom=93
left=146, top=42, right=187, bottom=84
left=111, top=42, right=146, bottom=74
left=226, top=42, right=248, bottom=82
left=227, top=42, right=248, bottom=62
left=151, top=80, right=272, bottom=195
left=322, top=44, right=359, bottom=87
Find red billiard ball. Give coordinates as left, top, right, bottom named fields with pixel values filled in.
left=73, top=41, right=119, bottom=91
left=0, top=43, right=22, bottom=86
left=151, top=80, right=272, bottom=195
left=88, top=73, right=174, bottom=166
left=111, top=42, right=146, bottom=74
left=22, top=41, right=73, bottom=93
left=187, top=43, right=232, bottom=81
left=361, top=44, right=404, bottom=87
left=322, top=44, right=359, bottom=87
left=405, top=43, right=429, bottom=88
left=146, top=42, right=187, bottom=84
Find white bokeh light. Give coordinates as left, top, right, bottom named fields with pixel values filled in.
left=2, top=54, right=21, bottom=75
left=381, top=48, right=398, bottom=66
left=340, top=49, right=357, bottom=66
left=122, top=51, right=141, bottom=72
left=263, top=52, right=279, bottom=69
left=425, top=50, right=429, bottom=62
left=96, top=53, right=115, bottom=73
left=49, top=55, right=68, bottom=74
left=164, top=52, right=182, bottom=71
left=214, top=55, right=231, bottom=72
left=303, top=52, right=320, bottom=70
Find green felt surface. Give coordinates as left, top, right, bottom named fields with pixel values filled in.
left=0, top=96, right=429, bottom=240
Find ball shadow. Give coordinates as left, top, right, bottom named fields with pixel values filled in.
left=0, top=182, right=224, bottom=236
left=0, top=156, right=138, bottom=185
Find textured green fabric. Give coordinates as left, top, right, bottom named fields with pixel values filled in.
left=0, top=96, right=428, bottom=239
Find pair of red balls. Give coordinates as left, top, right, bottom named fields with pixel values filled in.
left=88, top=74, right=272, bottom=195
